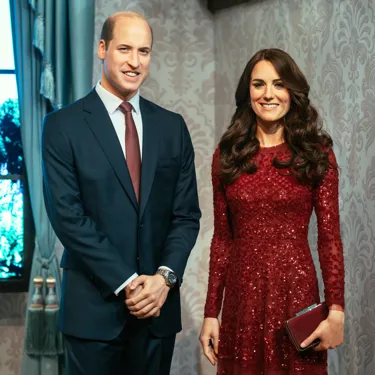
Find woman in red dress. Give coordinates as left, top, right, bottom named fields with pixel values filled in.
left=200, top=49, right=345, bottom=375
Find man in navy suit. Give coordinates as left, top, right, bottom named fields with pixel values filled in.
left=42, top=11, right=200, bottom=375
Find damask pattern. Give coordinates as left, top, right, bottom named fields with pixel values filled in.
left=216, top=1, right=375, bottom=375
left=1, top=1, right=374, bottom=375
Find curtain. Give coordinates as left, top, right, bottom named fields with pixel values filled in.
left=9, top=0, right=95, bottom=374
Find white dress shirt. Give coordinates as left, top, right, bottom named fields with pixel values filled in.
left=95, top=81, right=143, bottom=159
left=95, top=82, right=172, bottom=295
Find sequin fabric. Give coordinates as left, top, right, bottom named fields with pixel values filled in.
left=204, top=144, right=345, bottom=375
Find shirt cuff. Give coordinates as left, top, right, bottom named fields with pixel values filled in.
left=158, top=266, right=173, bottom=272
left=114, top=273, right=138, bottom=296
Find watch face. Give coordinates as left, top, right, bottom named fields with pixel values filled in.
left=167, top=272, right=177, bottom=285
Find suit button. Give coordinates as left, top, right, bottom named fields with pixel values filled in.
left=139, top=223, right=144, bottom=228
left=136, top=256, right=140, bottom=261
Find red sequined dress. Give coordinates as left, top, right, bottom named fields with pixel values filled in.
left=204, top=144, right=345, bottom=375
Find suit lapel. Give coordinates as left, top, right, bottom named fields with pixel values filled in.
left=139, top=97, right=159, bottom=219
left=83, top=89, right=138, bottom=212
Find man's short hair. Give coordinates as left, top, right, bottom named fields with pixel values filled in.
left=100, top=11, right=153, bottom=49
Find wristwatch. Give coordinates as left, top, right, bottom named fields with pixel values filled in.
left=156, top=268, right=177, bottom=288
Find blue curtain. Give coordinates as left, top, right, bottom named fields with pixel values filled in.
left=9, top=0, right=95, bottom=374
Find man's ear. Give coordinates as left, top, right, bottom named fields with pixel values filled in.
left=97, top=40, right=106, bottom=61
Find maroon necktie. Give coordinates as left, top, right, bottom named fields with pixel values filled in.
left=119, top=102, right=141, bottom=202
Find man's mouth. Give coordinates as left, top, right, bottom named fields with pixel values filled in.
left=123, top=71, right=140, bottom=77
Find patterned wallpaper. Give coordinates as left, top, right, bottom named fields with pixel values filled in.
left=214, top=1, right=375, bottom=375
left=1, top=1, right=374, bottom=375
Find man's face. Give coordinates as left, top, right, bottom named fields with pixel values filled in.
left=98, top=17, right=152, bottom=101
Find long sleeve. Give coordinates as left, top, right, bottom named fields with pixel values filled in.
left=313, top=148, right=345, bottom=309
left=204, top=149, right=233, bottom=318
left=158, top=116, right=201, bottom=284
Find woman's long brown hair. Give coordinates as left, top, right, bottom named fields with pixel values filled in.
left=219, top=48, right=333, bottom=188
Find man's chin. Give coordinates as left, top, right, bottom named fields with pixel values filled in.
left=121, top=81, right=143, bottom=93
left=115, top=85, right=141, bottom=100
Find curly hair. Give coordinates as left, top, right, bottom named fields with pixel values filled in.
left=219, top=48, right=333, bottom=188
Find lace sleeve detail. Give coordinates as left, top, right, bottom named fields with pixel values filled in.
left=313, top=148, right=345, bottom=309
left=204, top=148, right=233, bottom=318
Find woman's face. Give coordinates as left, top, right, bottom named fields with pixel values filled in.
left=249, top=60, right=291, bottom=126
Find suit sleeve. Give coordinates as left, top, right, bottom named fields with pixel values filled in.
left=42, top=113, right=136, bottom=298
left=158, top=115, right=201, bottom=284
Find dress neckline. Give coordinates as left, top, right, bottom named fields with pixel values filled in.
left=259, top=142, right=286, bottom=153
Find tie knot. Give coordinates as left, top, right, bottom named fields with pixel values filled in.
left=119, top=101, right=133, bottom=114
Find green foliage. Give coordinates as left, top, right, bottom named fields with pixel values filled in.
left=0, top=99, right=24, bottom=279
left=0, top=98, right=23, bottom=175
left=0, top=180, right=23, bottom=278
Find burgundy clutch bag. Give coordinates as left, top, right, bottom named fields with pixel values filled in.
left=284, top=302, right=328, bottom=351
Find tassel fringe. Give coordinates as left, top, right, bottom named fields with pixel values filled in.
left=24, top=275, right=64, bottom=357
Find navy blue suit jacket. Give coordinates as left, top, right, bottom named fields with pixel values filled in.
left=42, top=89, right=201, bottom=340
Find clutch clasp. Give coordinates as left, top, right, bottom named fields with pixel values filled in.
left=296, top=303, right=318, bottom=316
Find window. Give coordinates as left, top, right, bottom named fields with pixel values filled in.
left=0, top=0, right=34, bottom=292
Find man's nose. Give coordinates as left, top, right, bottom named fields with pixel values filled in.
left=128, top=52, right=140, bottom=68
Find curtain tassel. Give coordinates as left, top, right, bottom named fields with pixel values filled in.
left=25, top=276, right=44, bottom=355
left=43, top=276, right=64, bottom=355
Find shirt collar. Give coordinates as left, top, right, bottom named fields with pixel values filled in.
left=95, top=81, right=140, bottom=115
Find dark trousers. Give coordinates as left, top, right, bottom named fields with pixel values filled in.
left=64, top=317, right=176, bottom=375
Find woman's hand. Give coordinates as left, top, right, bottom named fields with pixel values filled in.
left=200, top=317, right=220, bottom=365
left=301, top=310, right=344, bottom=351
